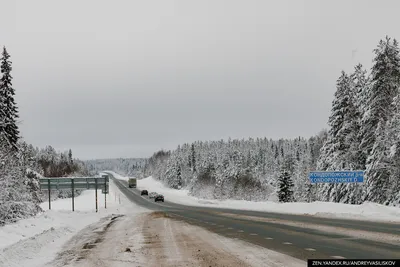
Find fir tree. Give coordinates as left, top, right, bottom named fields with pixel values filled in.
left=362, top=36, right=400, bottom=203
left=351, top=64, right=370, bottom=169
left=177, top=164, right=182, bottom=188
left=277, top=165, right=294, bottom=203
left=382, top=95, right=400, bottom=205
left=0, top=47, right=19, bottom=150
left=364, top=119, right=391, bottom=202
left=191, top=143, right=196, bottom=172
left=360, top=36, right=400, bottom=165
left=68, top=149, right=73, bottom=164
left=317, top=71, right=359, bottom=201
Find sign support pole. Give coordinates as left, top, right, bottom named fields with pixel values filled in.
left=95, top=178, right=98, bottom=213
left=48, top=179, right=51, bottom=210
left=335, top=183, right=338, bottom=202
left=39, top=177, right=109, bottom=212
left=72, top=178, right=75, bottom=212
left=355, top=182, right=359, bottom=204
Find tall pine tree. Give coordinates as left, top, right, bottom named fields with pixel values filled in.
left=384, top=94, right=400, bottom=205
left=0, top=47, right=19, bottom=150
left=317, top=71, right=359, bottom=202
left=360, top=36, right=400, bottom=166
left=363, top=36, right=400, bottom=203
left=277, top=162, right=294, bottom=203
left=351, top=64, right=370, bottom=169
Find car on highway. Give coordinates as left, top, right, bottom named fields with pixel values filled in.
left=141, top=190, right=148, bottom=196
left=149, top=192, right=158, bottom=199
left=154, top=194, right=164, bottom=202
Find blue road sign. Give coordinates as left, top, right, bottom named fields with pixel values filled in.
left=309, top=171, right=364, bottom=183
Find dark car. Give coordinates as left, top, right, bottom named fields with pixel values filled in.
left=140, top=190, right=148, bottom=196
left=154, top=194, right=164, bottom=202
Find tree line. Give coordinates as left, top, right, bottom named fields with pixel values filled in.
left=144, top=36, right=400, bottom=207
left=0, top=47, right=89, bottom=225
left=84, top=158, right=146, bottom=177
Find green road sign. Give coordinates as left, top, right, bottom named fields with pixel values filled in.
left=39, top=177, right=108, bottom=185
left=39, top=176, right=109, bottom=212
left=39, top=183, right=108, bottom=190
left=102, top=184, right=109, bottom=194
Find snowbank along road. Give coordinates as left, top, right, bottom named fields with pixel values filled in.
left=106, top=172, right=400, bottom=261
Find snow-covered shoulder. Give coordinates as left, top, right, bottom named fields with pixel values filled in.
left=0, top=179, right=148, bottom=267
left=137, top=175, right=400, bottom=223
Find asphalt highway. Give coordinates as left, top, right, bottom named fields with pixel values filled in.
left=107, top=173, right=400, bottom=261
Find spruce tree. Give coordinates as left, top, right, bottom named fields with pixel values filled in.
left=191, top=143, right=196, bottom=172
left=177, top=164, right=182, bottom=188
left=360, top=36, right=400, bottom=165
left=317, top=71, right=358, bottom=201
left=364, top=119, right=391, bottom=202
left=363, top=36, right=400, bottom=203
left=68, top=149, right=73, bottom=164
left=277, top=165, right=294, bottom=203
left=0, top=47, right=19, bottom=150
left=351, top=64, right=370, bottom=169
left=382, top=94, right=400, bottom=205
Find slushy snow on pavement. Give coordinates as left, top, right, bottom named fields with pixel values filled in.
left=107, top=171, right=400, bottom=223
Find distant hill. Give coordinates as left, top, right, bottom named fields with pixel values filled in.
left=84, top=158, right=147, bottom=177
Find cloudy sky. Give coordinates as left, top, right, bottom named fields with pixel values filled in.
left=2, top=0, right=399, bottom=159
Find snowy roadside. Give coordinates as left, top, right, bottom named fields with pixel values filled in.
left=0, top=178, right=149, bottom=267
left=44, top=210, right=305, bottom=267
left=107, top=171, right=400, bottom=223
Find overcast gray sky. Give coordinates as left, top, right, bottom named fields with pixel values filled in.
left=2, top=0, right=399, bottom=159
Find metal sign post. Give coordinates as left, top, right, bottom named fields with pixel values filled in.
left=335, top=183, right=337, bottom=203
left=95, top=178, right=98, bottom=213
left=39, top=177, right=109, bottom=212
left=48, top=179, right=51, bottom=210
left=102, top=175, right=107, bottom=209
left=72, top=178, right=75, bottom=211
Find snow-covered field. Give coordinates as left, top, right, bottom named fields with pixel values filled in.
left=108, top=171, right=400, bottom=223
left=0, top=178, right=148, bottom=267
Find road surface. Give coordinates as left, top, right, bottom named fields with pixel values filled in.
left=107, top=173, right=400, bottom=261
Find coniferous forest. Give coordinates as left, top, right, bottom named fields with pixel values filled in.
left=144, top=36, right=400, bottom=207
left=0, top=47, right=90, bottom=225
left=1, top=36, right=400, bottom=226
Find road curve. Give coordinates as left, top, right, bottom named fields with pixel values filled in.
left=106, top=173, right=400, bottom=261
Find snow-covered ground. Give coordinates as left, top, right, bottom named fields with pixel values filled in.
left=0, top=177, right=148, bottom=267
left=109, top=172, right=400, bottom=223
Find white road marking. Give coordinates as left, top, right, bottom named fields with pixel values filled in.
left=238, top=230, right=244, bottom=232
left=265, top=237, right=273, bottom=240
left=219, top=225, right=224, bottom=227
left=305, top=248, right=316, bottom=251
left=210, top=223, right=216, bottom=225
left=249, top=233, right=258, bottom=236
left=283, top=242, right=292, bottom=245
left=228, top=227, right=234, bottom=229
left=331, top=256, right=346, bottom=259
